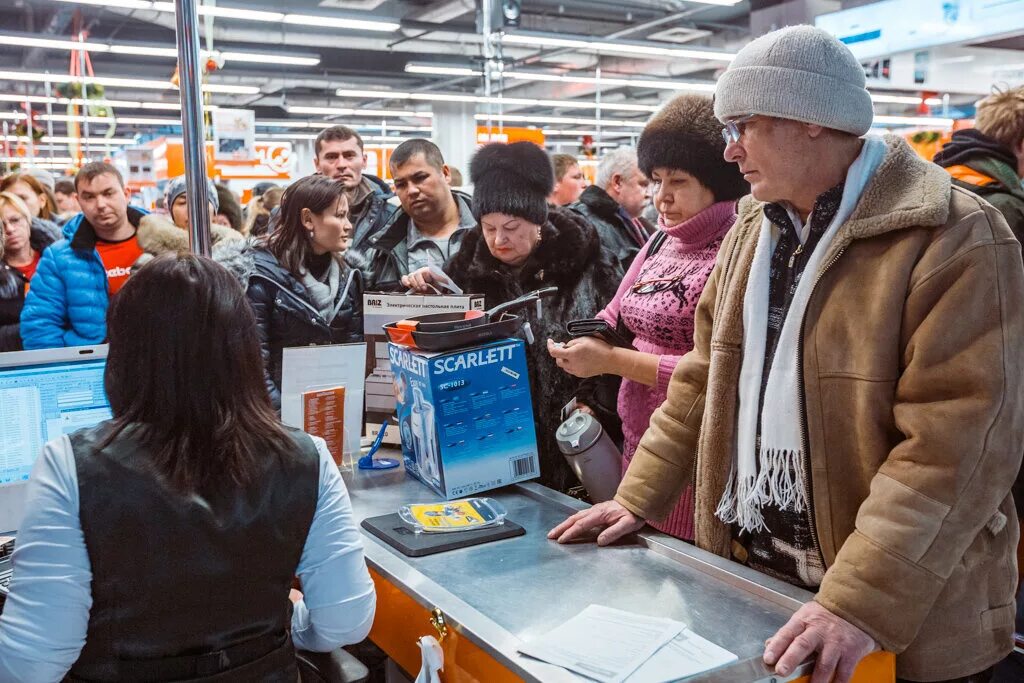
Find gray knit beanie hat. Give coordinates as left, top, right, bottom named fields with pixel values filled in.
left=714, top=25, right=874, bottom=136
left=164, top=175, right=220, bottom=213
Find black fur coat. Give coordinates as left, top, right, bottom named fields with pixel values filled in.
left=445, top=207, right=625, bottom=493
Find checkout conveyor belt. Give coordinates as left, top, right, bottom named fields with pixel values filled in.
left=344, top=448, right=829, bottom=682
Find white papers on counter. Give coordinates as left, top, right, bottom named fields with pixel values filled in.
left=517, top=605, right=737, bottom=683
left=627, top=629, right=738, bottom=683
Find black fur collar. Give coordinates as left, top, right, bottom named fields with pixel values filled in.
left=578, top=184, right=621, bottom=222
left=447, top=206, right=600, bottom=290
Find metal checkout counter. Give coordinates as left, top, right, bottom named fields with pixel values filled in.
left=346, top=449, right=895, bottom=683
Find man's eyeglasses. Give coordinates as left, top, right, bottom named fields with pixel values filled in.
left=721, top=114, right=757, bottom=145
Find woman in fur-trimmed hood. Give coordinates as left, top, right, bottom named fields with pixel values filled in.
left=403, top=141, right=624, bottom=493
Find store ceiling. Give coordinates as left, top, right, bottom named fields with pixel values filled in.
left=0, top=0, right=987, bottom=151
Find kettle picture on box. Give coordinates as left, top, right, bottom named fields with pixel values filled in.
left=410, top=385, right=440, bottom=486
left=389, top=339, right=541, bottom=499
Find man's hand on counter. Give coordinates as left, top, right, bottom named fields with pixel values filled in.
left=547, top=500, right=646, bottom=546
left=764, top=600, right=878, bottom=683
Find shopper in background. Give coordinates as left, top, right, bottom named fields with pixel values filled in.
left=0, top=172, right=60, bottom=226
left=934, top=84, right=1024, bottom=683
left=163, top=175, right=243, bottom=247
left=244, top=186, right=285, bottom=238
left=448, top=166, right=464, bottom=188
left=403, top=142, right=623, bottom=493
left=217, top=174, right=362, bottom=409
left=548, top=153, right=587, bottom=206
left=550, top=94, right=749, bottom=541
left=215, top=183, right=244, bottom=233
left=0, top=254, right=375, bottom=681
left=20, top=162, right=181, bottom=349
left=934, top=86, right=1024, bottom=245
left=550, top=26, right=1024, bottom=683
left=313, top=125, right=396, bottom=259
left=54, top=179, right=81, bottom=220
left=569, top=147, right=653, bottom=269
left=349, top=138, right=474, bottom=291
left=263, top=186, right=284, bottom=211
left=0, top=192, right=59, bottom=351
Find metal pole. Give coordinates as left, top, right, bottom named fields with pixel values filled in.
left=24, top=93, right=35, bottom=164
left=78, top=40, right=91, bottom=160
left=174, top=0, right=212, bottom=256
left=482, top=0, right=493, bottom=137
left=44, top=79, right=54, bottom=162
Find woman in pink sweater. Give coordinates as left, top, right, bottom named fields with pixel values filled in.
left=549, top=94, right=748, bottom=540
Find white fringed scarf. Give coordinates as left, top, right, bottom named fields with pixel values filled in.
left=715, top=136, right=887, bottom=533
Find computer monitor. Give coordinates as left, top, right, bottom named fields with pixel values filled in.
left=0, top=346, right=110, bottom=534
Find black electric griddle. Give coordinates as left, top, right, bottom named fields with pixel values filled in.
left=384, top=287, right=557, bottom=351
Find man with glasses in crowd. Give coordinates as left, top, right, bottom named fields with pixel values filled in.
left=550, top=25, right=1024, bottom=683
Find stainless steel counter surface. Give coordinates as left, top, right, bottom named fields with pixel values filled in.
left=345, top=449, right=816, bottom=682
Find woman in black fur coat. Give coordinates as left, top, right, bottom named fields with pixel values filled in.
left=402, top=142, right=624, bottom=493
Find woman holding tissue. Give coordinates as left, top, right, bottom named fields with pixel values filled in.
left=548, top=94, right=748, bottom=540
left=217, top=174, right=363, bottom=409
left=0, top=254, right=376, bottom=682
left=402, top=142, right=623, bottom=493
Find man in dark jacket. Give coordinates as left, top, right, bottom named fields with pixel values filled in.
left=570, top=146, right=653, bottom=269
left=313, top=125, right=397, bottom=258
left=934, top=86, right=1024, bottom=245
left=347, top=139, right=475, bottom=291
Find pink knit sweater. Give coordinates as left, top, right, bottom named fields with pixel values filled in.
left=597, top=200, right=737, bottom=540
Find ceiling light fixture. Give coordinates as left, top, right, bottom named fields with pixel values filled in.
left=0, top=70, right=259, bottom=94
left=501, top=33, right=735, bottom=62
left=53, top=0, right=399, bottom=32
left=1, top=33, right=320, bottom=67
left=0, top=94, right=219, bottom=111
left=38, top=114, right=181, bottom=125
left=873, top=115, right=955, bottom=126
left=405, top=64, right=482, bottom=77
left=499, top=71, right=718, bottom=93
left=870, top=93, right=945, bottom=106
left=541, top=129, right=634, bottom=137
left=3, top=135, right=138, bottom=144
left=474, top=113, right=645, bottom=127
left=286, top=105, right=433, bottom=118
left=1, top=156, right=77, bottom=164
left=335, top=88, right=657, bottom=113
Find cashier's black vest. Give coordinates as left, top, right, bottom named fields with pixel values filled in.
left=66, top=422, right=319, bottom=682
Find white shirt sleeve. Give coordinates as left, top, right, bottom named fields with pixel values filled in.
left=291, top=436, right=376, bottom=652
left=0, top=436, right=92, bottom=683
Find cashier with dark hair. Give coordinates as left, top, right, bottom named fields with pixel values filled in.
left=402, top=142, right=623, bottom=493
left=0, top=254, right=375, bottom=682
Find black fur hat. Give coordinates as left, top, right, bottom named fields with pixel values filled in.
left=470, top=142, right=554, bottom=225
left=637, top=93, right=749, bottom=202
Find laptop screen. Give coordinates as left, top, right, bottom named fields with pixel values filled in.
left=0, top=357, right=110, bottom=487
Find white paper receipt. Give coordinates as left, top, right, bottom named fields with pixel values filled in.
left=518, top=605, right=684, bottom=683
left=626, top=629, right=738, bottom=683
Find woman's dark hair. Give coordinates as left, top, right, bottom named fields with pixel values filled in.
left=103, top=253, right=292, bottom=492
left=265, top=174, right=346, bottom=275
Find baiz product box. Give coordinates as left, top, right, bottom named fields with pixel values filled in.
left=389, top=338, right=539, bottom=499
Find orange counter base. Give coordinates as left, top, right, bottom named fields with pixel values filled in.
left=367, top=568, right=896, bottom=682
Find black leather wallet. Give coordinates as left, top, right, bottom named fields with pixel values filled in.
left=565, top=318, right=633, bottom=348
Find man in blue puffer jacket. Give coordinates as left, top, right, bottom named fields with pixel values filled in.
left=21, top=162, right=152, bottom=349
